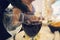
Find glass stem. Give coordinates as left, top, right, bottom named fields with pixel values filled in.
left=32, top=38, right=34, bottom=40
left=31, top=37, right=34, bottom=40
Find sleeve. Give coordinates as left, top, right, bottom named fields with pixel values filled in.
left=0, top=0, right=10, bottom=12
left=0, top=0, right=11, bottom=39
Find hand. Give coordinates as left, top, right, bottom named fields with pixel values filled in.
left=29, top=16, right=40, bottom=22
left=12, top=21, right=21, bottom=27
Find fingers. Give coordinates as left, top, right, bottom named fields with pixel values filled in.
left=29, top=16, right=40, bottom=22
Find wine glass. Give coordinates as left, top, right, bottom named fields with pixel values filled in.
left=3, top=8, right=22, bottom=40
left=22, top=12, right=42, bottom=40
